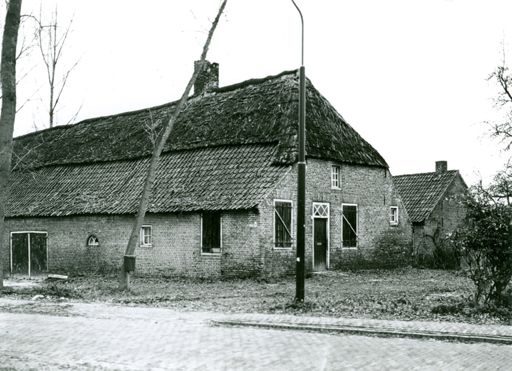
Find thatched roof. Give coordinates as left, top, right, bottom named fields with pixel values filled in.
left=8, top=69, right=388, bottom=217
left=393, top=170, right=463, bottom=223
left=12, top=70, right=387, bottom=171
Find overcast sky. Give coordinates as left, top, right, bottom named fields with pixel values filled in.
left=8, top=0, right=512, bottom=185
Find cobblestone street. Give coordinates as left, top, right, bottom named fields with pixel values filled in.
left=1, top=300, right=511, bottom=370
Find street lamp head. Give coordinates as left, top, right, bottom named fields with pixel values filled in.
left=290, top=0, right=305, bottom=67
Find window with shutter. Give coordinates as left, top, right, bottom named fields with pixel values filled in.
left=274, top=200, right=292, bottom=248
left=342, top=204, right=358, bottom=247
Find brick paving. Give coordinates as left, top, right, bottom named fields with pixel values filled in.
left=0, top=299, right=511, bottom=370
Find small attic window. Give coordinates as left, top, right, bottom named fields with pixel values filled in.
left=390, top=206, right=399, bottom=225
left=86, top=235, right=99, bottom=247
left=331, top=165, right=341, bottom=189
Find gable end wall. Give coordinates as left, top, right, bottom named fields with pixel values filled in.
left=259, top=158, right=411, bottom=276
left=415, top=174, right=467, bottom=256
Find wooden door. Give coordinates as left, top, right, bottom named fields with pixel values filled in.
left=10, top=232, right=47, bottom=276
left=11, top=233, right=29, bottom=274
left=30, top=233, right=48, bottom=274
left=314, top=218, right=327, bottom=271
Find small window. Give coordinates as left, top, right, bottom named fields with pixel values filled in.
left=140, top=225, right=152, bottom=247
left=274, top=200, right=292, bottom=248
left=86, top=235, right=99, bottom=247
left=331, top=165, right=341, bottom=189
left=313, top=203, right=329, bottom=218
left=390, top=206, right=399, bottom=225
left=202, top=212, right=221, bottom=254
left=342, top=204, right=358, bottom=248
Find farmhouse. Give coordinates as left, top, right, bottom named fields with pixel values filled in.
left=3, top=61, right=410, bottom=277
left=393, top=161, right=467, bottom=261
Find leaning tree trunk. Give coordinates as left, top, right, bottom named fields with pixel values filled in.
left=0, top=0, right=23, bottom=289
left=119, top=0, right=228, bottom=289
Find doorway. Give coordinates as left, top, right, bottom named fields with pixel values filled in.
left=10, top=232, right=48, bottom=276
left=312, top=203, right=329, bottom=271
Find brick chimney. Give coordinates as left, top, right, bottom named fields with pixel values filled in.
left=435, top=161, right=447, bottom=173
left=193, top=60, right=219, bottom=95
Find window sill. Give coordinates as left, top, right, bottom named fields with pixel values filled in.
left=340, top=246, right=358, bottom=250
left=273, top=246, right=293, bottom=250
left=201, top=251, right=221, bottom=256
left=331, top=187, right=341, bottom=190
left=140, top=244, right=153, bottom=248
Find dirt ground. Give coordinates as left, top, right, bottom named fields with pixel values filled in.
left=4, top=268, right=509, bottom=325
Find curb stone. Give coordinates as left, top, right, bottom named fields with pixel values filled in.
left=212, top=320, right=512, bottom=346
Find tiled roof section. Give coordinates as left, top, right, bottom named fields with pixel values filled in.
left=7, top=144, right=288, bottom=217
left=392, top=170, right=459, bottom=223
left=12, top=70, right=387, bottom=170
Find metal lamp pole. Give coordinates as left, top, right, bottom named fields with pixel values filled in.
left=291, top=0, right=306, bottom=302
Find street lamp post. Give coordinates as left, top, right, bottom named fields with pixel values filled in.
left=291, top=0, right=306, bottom=302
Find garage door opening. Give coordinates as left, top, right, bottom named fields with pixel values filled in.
left=10, top=232, right=48, bottom=277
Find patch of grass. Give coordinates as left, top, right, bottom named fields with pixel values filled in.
left=7, top=268, right=509, bottom=324
left=0, top=286, right=16, bottom=295
left=431, top=303, right=465, bottom=315
left=34, top=283, right=82, bottom=299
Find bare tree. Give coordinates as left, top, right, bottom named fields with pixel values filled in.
left=35, top=6, right=78, bottom=128
left=489, top=63, right=512, bottom=150
left=119, top=0, right=228, bottom=290
left=0, top=0, right=23, bottom=289
left=0, top=10, right=38, bottom=108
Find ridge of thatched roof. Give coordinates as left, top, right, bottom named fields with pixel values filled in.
left=12, top=69, right=387, bottom=171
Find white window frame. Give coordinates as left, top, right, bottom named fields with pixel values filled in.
left=201, top=212, right=223, bottom=255
left=390, top=206, right=399, bottom=225
left=341, top=203, right=358, bottom=249
left=140, top=225, right=152, bottom=247
left=10, top=231, right=48, bottom=277
left=86, top=234, right=100, bottom=247
left=331, top=165, right=341, bottom=189
left=273, top=199, right=293, bottom=249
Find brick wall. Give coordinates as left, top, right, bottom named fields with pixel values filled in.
left=2, top=159, right=412, bottom=277
left=2, top=211, right=262, bottom=278
left=259, top=159, right=412, bottom=275
left=416, top=174, right=467, bottom=256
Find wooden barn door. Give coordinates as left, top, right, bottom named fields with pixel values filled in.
left=10, top=232, right=48, bottom=276
left=30, top=233, right=48, bottom=274
left=11, top=233, right=29, bottom=274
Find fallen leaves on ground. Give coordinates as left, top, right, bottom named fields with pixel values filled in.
left=3, top=268, right=511, bottom=324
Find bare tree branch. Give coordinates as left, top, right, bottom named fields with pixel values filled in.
left=119, top=0, right=228, bottom=289
left=488, top=62, right=512, bottom=150
left=34, top=6, right=79, bottom=128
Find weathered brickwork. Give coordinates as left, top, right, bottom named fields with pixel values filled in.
left=259, top=159, right=411, bottom=275
left=3, top=211, right=262, bottom=278
left=414, top=175, right=466, bottom=256
left=2, top=159, right=411, bottom=277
